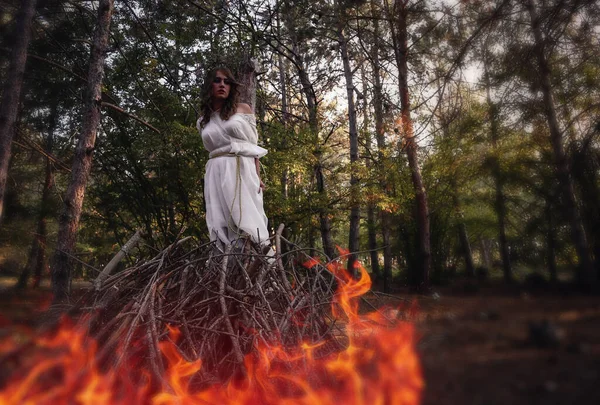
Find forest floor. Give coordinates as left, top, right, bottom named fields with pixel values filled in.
left=1, top=277, right=599, bottom=405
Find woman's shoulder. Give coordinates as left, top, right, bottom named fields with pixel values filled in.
left=236, top=103, right=254, bottom=114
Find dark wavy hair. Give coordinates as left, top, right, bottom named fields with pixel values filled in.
left=198, top=67, right=241, bottom=128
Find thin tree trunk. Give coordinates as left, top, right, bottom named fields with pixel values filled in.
left=483, top=55, right=512, bottom=283
left=571, top=143, right=600, bottom=281
left=277, top=12, right=292, bottom=254
left=524, top=0, right=595, bottom=289
left=278, top=14, right=289, bottom=201
left=0, top=0, right=37, bottom=222
left=337, top=16, right=360, bottom=276
left=16, top=109, right=56, bottom=290
left=51, top=0, right=115, bottom=302
left=314, top=160, right=336, bottom=260
left=386, top=0, right=431, bottom=290
left=451, top=181, right=474, bottom=277
left=480, top=237, right=492, bottom=272
left=283, top=0, right=335, bottom=260
left=308, top=224, right=316, bottom=257
left=360, top=63, right=381, bottom=280
left=371, top=0, right=392, bottom=291
left=238, top=56, right=257, bottom=110
left=457, top=220, right=474, bottom=277
left=545, top=198, right=558, bottom=283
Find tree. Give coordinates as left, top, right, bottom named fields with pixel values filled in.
left=50, top=0, right=115, bottom=302
left=523, top=0, right=596, bottom=288
left=385, top=0, right=432, bottom=290
left=368, top=0, right=393, bottom=290
left=0, top=0, right=37, bottom=222
left=336, top=1, right=361, bottom=275
left=280, top=0, right=336, bottom=260
left=15, top=107, right=57, bottom=289
left=482, top=39, right=513, bottom=282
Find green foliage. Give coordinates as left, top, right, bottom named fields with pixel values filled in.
left=1, top=0, right=599, bottom=290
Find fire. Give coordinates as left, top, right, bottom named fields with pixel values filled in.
left=0, top=257, right=423, bottom=405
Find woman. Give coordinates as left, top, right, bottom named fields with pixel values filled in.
left=197, top=67, right=269, bottom=249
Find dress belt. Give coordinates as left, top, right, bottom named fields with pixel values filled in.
left=209, top=152, right=252, bottom=159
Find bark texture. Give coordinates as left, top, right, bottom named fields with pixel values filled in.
left=283, top=0, right=335, bottom=260
left=238, top=57, right=257, bottom=110
left=338, top=21, right=360, bottom=275
left=483, top=58, right=512, bottom=283
left=0, top=0, right=37, bottom=222
left=387, top=0, right=431, bottom=290
left=360, top=63, right=381, bottom=280
left=51, top=0, right=115, bottom=302
left=371, top=0, right=392, bottom=291
left=451, top=181, right=474, bottom=278
left=524, top=0, right=595, bottom=288
left=16, top=110, right=56, bottom=289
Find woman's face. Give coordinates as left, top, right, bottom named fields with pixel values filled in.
left=211, top=70, right=232, bottom=102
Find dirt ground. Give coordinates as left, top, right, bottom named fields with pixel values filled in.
left=411, top=283, right=600, bottom=405
left=1, top=278, right=599, bottom=405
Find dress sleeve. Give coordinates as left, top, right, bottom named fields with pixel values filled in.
left=230, top=114, right=268, bottom=158
left=238, top=113, right=259, bottom=144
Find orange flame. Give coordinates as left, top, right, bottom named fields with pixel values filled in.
left=0, top=257, right=423, bottom=405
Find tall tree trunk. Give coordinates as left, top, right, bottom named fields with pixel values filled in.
left=16, top=109, right=56, bottom=290
left=545, top=198, right=558, bottom=283
left=238, top=56, right=257, bottom=110
left=571, top=142, right=600, bottom=280
left=450, top=180, right=474, bottom=277
left=50, top=0, right=115, bottom=302
left=283, top=0, right=335, bottom=260
left=483, top=54, right=512, bottom=283
left=524, top=0, right=596, bottom=289
left=457, top=220, right=475, bottom=278
left=371, top=0, right=392, bottom=291
left=314, top=158, right=336, bottom=260
left=360, top=63, right=381, bottom=280
left=277, top=12, right=292, bottom=254
left=480, top=237, right=492, bottom=272
left=386, top=0, right=431, bottom=290
left=0, top=0, right=37, bottom=222
left=278, top=13, right=289, bottom=201
left=337, top=17, right=360, bottom=275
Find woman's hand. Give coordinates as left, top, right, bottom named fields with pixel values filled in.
left=259, top=179, right=266, bottom=193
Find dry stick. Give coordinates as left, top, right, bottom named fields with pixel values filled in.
left=275, top=224, right=293, bottom=296
left=219, top=251, right=244, bottom=364
left=164, top=333, right=195, bottom=363
left=116, top=269, right=159, bottom=367
left=179, top=264, right=192, bottom=298
left=185, top=323, right=241, bottom=338
left=92, top=300, right=134, bottom=337
left=253, top=282, right=279, bottom=331
left=178, top=296, right=218, bottom=315
left=279, top=295, right=308, bottom=337
left=95, top=315, right=133, bottom=367
left=198, top=313, right=222, bottom=356
left=148, top=283, right=165, bottom=376
left=85, top=232, right=348, bottom=384
left=146, top=327, right=165, bottom=387
left=218, top=247, right=245, bottom=365
left=94, top=229, right=143, bottom=291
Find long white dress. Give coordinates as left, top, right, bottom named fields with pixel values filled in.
left=197, top=112, right=269, bottom=247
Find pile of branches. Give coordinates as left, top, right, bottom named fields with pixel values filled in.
left=84, top=228, right=344, bottom=387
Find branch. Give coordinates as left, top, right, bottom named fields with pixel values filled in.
left=12, top=133, right=71, bottom=172
left=102, top=102, right=161, bottom=133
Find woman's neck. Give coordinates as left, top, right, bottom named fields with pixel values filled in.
left=212, top=101, right=224, bottom=113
